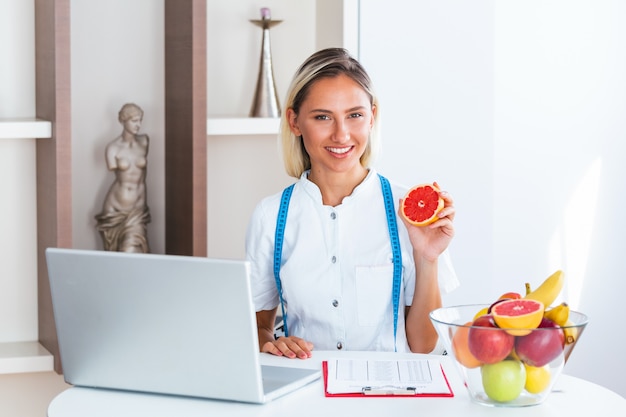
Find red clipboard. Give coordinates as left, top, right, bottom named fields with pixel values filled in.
left=322, top=360, right=454, bottom=398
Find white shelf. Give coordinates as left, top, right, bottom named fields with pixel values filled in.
left=0, top=341, right=54, bottom=374
left=206, top=117, right=280, bottom=136
left=0, top=118, right=52, bottom=139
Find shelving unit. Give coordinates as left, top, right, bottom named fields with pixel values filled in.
left=206, top=117, right=280, bottom=136
left=164, top=0, right=207, bottom=257
left=17, top=0, right=356, bottom=376
left=35, top=0, right=72, bottom=375
left=0, top=118, right=51, bottom=139
left=0, top=342, right=53, bottom=374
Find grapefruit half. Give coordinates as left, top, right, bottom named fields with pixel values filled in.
left=491, top=299, right=545, bottom=336
left=400, top=183, right=444, bottom=227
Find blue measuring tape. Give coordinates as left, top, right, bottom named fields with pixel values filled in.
left=273, top=174, right=402, bottom=350
left=273, top=184, right=294, bottom=337
left=378, top=175, right=403, bottom=352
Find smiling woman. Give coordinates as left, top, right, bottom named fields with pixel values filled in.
left=245, top=48, right=460, bottom=360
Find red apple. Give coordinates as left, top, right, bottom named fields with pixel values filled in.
left=515, top=317, right=565, bottom=367
left=468, top=315, right=515, bottom=364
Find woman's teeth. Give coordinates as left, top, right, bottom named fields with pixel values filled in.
left=327, top=147, right=350, bottom=154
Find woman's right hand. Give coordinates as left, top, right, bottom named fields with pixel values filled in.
left=261, top=336, right=314, bottom=359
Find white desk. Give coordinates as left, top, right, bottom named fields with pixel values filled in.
left=48, top=351, right=625, bottom=417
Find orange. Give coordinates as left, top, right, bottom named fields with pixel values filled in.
left=491, top=299, right=545, bottom=336
left=400, top=183, right=444, bottom=226
left=451, top=322, right=482, bottom=368
left=498, top=291, right=522, bottom=300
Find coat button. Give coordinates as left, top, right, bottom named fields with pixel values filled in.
left=330, top=212, right=336, bottom=220
left=332, top=299, right=339, bottom=307
left=337, top=342, right=343, bottom=350
left=331, top=256, right=336, bottom=263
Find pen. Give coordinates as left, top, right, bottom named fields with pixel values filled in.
left=362, top=386, right=417, bottom=396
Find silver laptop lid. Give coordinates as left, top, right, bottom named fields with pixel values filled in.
left=46, top=248, right=266, bottom=402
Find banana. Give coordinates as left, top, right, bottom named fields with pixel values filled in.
left=563, top=319, right=578, bottom=344
left=524, top=270, right=564, bottom=308
left=543, top=302, right=569, bottom=326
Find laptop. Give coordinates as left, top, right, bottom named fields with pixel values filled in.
left=45, top=247, right=320, bottom=404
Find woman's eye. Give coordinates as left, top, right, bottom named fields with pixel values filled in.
left=315, top=114, right=330, bottom=120
left=349, top=113, right=363, bottom=119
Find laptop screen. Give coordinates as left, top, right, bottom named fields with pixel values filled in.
left=46, top=248, right=269, bottom=402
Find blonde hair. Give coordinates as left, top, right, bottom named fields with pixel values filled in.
left=280, top=48, right=381, bottom=178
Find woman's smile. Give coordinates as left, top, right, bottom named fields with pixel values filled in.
left=326, top=145, right=353, bottom=156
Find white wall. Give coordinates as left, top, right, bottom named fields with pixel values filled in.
left=0, top=0, right=38, bottom=343
left=359, top=0, right=495, bottom=308
left=359, top=0, right=626, bottom=398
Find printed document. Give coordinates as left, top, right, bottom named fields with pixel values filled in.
left=325, top=358, right=452, bottom=395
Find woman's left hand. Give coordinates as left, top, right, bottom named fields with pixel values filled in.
left=398, top=184, right=455, bottom=262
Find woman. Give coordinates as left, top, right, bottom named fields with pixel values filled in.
left=95, top=103, right=151, bottom=253
left=245, top=48, right=458, bottom=359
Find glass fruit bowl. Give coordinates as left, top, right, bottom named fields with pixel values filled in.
left=430, top=304, right=588, bottom=407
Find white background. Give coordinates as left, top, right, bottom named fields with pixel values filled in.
left=1, top=0, right=624, bottom=399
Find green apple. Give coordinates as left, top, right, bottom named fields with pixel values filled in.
left=481, top=359, right=526, bottom=402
